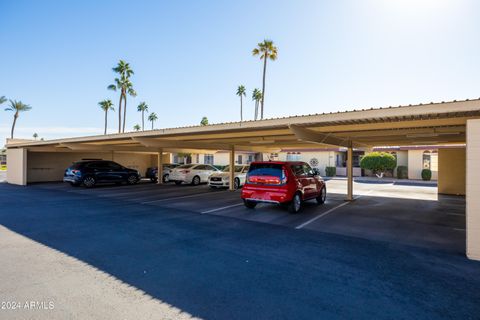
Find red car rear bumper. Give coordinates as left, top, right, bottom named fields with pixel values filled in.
left=241, top=186, right=291, bottom=204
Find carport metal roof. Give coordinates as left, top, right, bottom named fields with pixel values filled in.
left=6, top=99, right=480, bottom=153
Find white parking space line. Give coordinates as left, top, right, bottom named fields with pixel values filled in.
left=98, top=188, right=165, bottom=197
left=295, top=191, right=372, bottom=230
left=447, top=213, right=465, bottom=217
left=141, top=191, right=220, bottom=204
left=295, top=202, right=350, bottom=230
left=201, top=203, right=244, bottom=214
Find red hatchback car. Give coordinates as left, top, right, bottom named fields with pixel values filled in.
left=241, top=161, right=326, bottom=213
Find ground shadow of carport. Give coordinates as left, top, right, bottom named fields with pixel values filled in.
left=0, top=184, right=477, bottom=319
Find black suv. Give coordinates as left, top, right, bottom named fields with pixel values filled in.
left=64, top=160, right=141, bottom=188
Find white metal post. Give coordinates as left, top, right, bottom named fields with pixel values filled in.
left=229, top=145, right=235, bottom=191
left=346, top=143, right=354, bottom=201
left=157, top=148, right=163, bottom=185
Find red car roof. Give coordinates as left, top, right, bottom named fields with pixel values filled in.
left=249, top=161, right=306, bottom=166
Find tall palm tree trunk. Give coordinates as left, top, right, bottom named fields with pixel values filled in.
left=104, top=110, right=108, bottom=135
left=240, top=96, right=243, bottom=122
left=142, top=111, right=145, bottom=130
left=118, top=94, right=123, bottom=133
left=254, top=101, right=258, bottom=120
left=151, top=121, right=154, bottom=130
left=10, top=113, right=18, bottom=139
left=122, top=94, right=127, bottom=133
left=261, top=55, right=267, bottom=120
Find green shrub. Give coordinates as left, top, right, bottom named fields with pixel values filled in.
left=360, top=152, right=396, bottom=178
left=421, top=169, right=432, bottom=181
left=325, top=166, right=336, bottom=177
left=396, top=166, right=408, bottom=179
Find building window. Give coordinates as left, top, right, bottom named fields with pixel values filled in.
left=237, top=155, right=242, bottom=164
left=247, top=155, right=254, bottom=163
left=423, top=150, right=431, bottom=169
left=286, top=152, right=301, bottom=161
left=269, top=153, right=279, bottom=161
left=423, top=150, right=438, bottom=171
left=204, top=154, right=214, bottom=165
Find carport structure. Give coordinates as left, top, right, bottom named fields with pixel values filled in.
left=6, top=99, right=480, bottom=260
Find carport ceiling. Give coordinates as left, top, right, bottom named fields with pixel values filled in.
left=7, top=99, right=480, bottom=152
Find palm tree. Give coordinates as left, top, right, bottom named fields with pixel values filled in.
left=148, top=112, right=158, bottom=130
left=98, top=99, right=114, bottom=135
left=108, top=60, right=136, bottom=133
left=252, top=39, right=278, bottom=119
left=252, top=89, right=262, bottom=120
left=236, top=85, right=246, bottom=122
left=0, top=96, right=6, bottom=122
left=133, top=124, right=141, bottom=131
left=200, top=117, right=209, bottom=126
left=137, top=102, right=149, bottom=131
left=33, top=133, right=38, bottom=140
left=5, top=100, right=32, bottom=139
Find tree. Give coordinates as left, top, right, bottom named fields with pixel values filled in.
left=252, top=39, right=277, bottom=119
left=236, top=85, right=246, bottom=122
left=200, top=117, right=208, bottom=126
left=252, top=88, right=262, bottom=120
left=148, top=112, right=158, bottom=130
left=33, top=133, right=38, bottom=140
left=98, top=99, right=114, bottom=135
left=137, top=102, right=149, bottom=131
left=5, top=100, right=32, bottom=139
left=133, top=124, right=141, bottom=131
left=0, top=96, right=5, bottom=121
left=360, top=152, right=396, bottom=178
left=108, top=60, right=136, bottom=133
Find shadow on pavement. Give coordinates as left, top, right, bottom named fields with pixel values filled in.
left=0, top=183, right=479, bottom=319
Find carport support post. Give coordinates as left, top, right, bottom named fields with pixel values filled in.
left=157, top=149, right=163, bottom=185
left=229, top=145, right=235, bottom=191
left=346, top=143, right=354, bottom=201
left=466, top=119, right=480, bottom=260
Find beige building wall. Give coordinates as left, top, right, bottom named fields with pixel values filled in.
left=396, top=150, right=408, bottom=167
left=407, top=150, right=438, bottom=180
left=271, top=151, right=336, bottom=176
left=210, top=152, right=252, bottom=166
left=466, top=119, right=480, bottom=260
left=26, top=152, right=156, bottom=183
left=6, top=148, right=27, bottom=185
left=438, top=148, right=466, bottom=195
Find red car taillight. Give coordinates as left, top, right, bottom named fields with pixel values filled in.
left=180, top=170, right=190, bottom=174
left=248, top=175, right=285, bottom=185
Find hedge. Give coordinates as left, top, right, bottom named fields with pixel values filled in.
left=421, top=169, right=432, bottom=181
left=396, top=166, right=408, bottom=179
left=325, top=166, right=336, bottom=177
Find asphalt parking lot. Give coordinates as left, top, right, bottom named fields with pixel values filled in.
left=29, top=178, right=465, bottom=253
left=0, top=179, right=477, bottom=319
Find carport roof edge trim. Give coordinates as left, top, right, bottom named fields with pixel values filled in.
left=6, top=98, right=480, bottom=148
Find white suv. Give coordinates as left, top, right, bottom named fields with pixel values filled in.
left=169, top=164, right=220, bottom=185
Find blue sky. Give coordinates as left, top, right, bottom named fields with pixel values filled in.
left=1, top=0, right=479, bottom=145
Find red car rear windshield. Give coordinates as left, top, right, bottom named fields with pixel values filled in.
left=247, top=163, right=285, bottom=184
